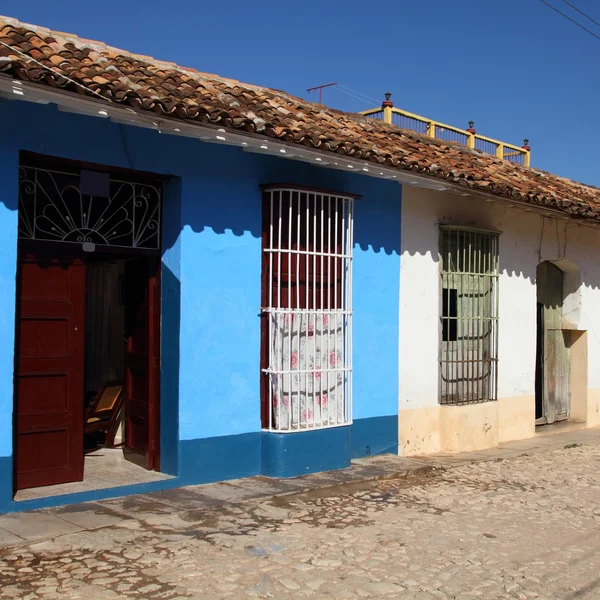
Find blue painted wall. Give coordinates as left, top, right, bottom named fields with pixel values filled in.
left=0, top=99, right=400, bottom=512
left=0, top=141, right=18, bottom=455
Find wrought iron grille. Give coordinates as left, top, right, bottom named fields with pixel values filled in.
left=261, top=187, right=354, bottom=432
left=440, top=227, right=499, bottom=405
left=18, top=165, right=161, bottom=250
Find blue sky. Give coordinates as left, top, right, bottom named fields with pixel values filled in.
left=3, top=1, right=599, bottom=185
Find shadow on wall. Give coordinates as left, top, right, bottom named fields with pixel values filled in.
left=3, top=118, right=402, bottom=259
left=497, top=216, right=600, bottom=294
left=159, top=149, right=401, bottom=257
left=401, top=191, right=600, bottom=293
left=0, top=98, right=400, bottom=259
left=0, top=91, right=401, bottom=254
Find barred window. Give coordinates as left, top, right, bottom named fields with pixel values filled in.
left=440, top=227, right=499, bottom=405
left=260, top=185, right=355, bottom=431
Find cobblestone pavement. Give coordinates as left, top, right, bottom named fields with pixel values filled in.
left=2, top=442, right=600, bottom=599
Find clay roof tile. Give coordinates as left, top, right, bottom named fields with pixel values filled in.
left=0, top=14, right=598, bottom=222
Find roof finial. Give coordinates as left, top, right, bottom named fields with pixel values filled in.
left=382, top=92, right=393, bottom=108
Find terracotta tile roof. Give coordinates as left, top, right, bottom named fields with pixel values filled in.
left=1, top=15, right=600, bottom=222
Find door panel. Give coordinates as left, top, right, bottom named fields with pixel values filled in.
left=20, top=319, right=70, bottom=357
left=537, top=262, right=569, bottom=425
left=123, top=258, right=159, bottom=470
left=548, top=329, right=570, bottom=421
left=15, top=256, right=85, bottom=490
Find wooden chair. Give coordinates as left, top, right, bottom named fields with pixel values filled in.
left=84, top=381, right=124, bottom=448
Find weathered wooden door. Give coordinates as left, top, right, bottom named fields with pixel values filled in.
left=15, top=255, right=85, bottom=490
left=123, top=258, right=159, bottom=470
left=537, top=262, right=569, bottom=424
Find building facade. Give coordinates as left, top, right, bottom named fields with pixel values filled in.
left=0, top=97, right=400, bottom=513
left=399, top=186, right=600, bottom=454
left=2, top=15, right=600, bottom=515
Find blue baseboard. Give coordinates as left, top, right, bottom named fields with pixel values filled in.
left=0, top=417, right=398, bottom=513
left=0, top=455, right=12, bottom=512
left=0, top=433, right=263, bottom=514
left=351, top=415, right=398, bottom=458
left=179, top=432, right=261, bottom=485
left=261, top=427, right=351, bottom=478
left=2, top=478, right=182, bottom=514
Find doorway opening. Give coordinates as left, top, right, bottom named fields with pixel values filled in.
left=13, top=156, right=169, bottom=501
left=535, top=261, right=570, bottom=425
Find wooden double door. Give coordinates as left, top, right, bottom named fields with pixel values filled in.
left=14, top=252, right=160, bottom=491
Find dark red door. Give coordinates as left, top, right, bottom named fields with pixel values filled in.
left=15, top=255, right=85, bottom=490
left=123, top=258, right=159, bottom=470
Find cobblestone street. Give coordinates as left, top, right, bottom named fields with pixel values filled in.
left=2, top=437, right=600, bottom=599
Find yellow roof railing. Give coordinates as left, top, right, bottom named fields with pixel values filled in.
left=361, top=93, right=530, bottom=167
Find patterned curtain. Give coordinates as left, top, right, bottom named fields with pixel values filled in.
left=269, top=312, right=346, bottom=430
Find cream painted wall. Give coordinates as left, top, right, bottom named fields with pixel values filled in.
left=399, top=186, right=600, bottom=452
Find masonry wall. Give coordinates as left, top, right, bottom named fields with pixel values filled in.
left=0, top=99, right=400, bottom=511
left=399, top=186, right=600, bottom=455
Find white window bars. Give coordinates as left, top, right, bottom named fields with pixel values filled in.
left=261, top=186, right=355, bottom=432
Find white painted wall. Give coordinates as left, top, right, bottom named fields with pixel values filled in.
left=399, top=186, right=600, bottom=413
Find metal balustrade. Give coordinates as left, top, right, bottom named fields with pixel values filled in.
left=361, top=94, right=531, bottom=167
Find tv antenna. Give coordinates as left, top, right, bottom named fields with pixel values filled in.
left=307, top=82, right=337, bottom=105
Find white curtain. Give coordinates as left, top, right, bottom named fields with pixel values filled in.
left=269, top=311, right=346, bottom=430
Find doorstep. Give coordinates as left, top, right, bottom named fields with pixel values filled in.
left=534, top=420, right=587, bottom=437
left=1, top=425, right=599, bottom=548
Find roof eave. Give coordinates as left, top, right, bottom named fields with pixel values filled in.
left=0, top=74, right=446, bottom=193
left=1, top=74, right=598, bottom=231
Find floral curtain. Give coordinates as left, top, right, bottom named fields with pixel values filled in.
left=269, top=311, right=346, bottom=430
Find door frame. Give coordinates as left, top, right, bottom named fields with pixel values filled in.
left=13, top=246, right=162, bottom=493
left=14, top=153, right=166, bottom=493
left=150, top=260, right=161, bottom=471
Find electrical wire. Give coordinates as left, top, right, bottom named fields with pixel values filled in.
left=0, top=39, right=166, bottom=133
left=331, top=85, right=375, bottom=107
left=537, top=216, right=546, bottom=264
left=558, top=0, right=600, bottom=29
left=0, top=38, right=173, bottom=170
left=0, top=39, right=116, bottom=102
left=537, top=0, right=600, bottom=41
left=3, top=38, right=383, bottom=130
left=336, top=84, right=380, bottom=105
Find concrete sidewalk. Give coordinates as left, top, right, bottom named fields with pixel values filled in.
left=1, top=423, right=598, bottom=548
